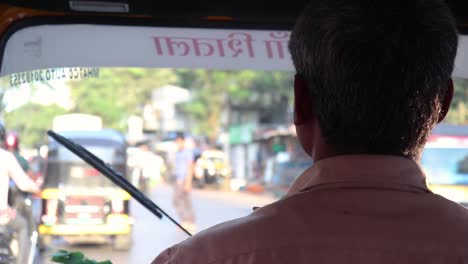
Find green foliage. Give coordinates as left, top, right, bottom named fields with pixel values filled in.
left=68, top=68, right=294, bottom=143
left=446, top=79, right=468, bottom=124
left=175, top=70, right=230, bottom=140
left=51, top=250, right=112, bottom=264
left=68, top=68, right=179, bottom=131
left=4, top=103, right=67, bottom=147
left=175, top=69, right=294, bottom=142
left=2, top=68, right=467, bottom=149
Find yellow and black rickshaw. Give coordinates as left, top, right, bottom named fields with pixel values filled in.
left=39, top=129, right=132, bottom=250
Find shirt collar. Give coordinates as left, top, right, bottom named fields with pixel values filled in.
left=287, top=155, right=430, bottom=196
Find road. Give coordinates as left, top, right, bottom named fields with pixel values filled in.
left=36, top=183, right=276, bottom=263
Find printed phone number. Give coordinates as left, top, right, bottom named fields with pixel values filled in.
left=10, top=67, right=99, bottom=86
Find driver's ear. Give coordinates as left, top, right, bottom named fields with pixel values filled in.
left=294, top=74, right=313, bottom=125
left=438, top=79, right=454, bottom=123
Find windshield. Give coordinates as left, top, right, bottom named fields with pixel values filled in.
left=0, top=65, right=306, bottom=262
left=57, top=146, right=115, bottom=162
left=422, top=148, right=468, bottom=184
left=0, top=25, right=467, bottom=264
left=1, top=66, right=466, bottom=263
left=43, top=146, right=124, bottom=188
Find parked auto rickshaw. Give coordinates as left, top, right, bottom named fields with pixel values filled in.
left=39, top=129, right=132, bottom=251
left=194, top=149, right=231, bottom=188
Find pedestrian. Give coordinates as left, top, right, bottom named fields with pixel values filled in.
left=135, top=142, right=165, bottom=194
left=172, top=133, right=196, bottom=232
left=153, top=0, right=467, bottom=263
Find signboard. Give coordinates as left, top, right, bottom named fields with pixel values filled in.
left=1, top=25, right=294, bottom=76
left=2, top=24, right=468, bottom=78
left=229, top=124, right=255, bottom=144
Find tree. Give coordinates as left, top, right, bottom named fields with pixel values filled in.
left=4, top=103, right=68, bottom=147
left=176, top=70, right=231, bottom=142
left=176, top=69, right=294, bottom=143
left=68, top=68, right=179, bottom=131
left=446, top=79, right=468, bottom=124
left=65, top=67, right=468, bottom=146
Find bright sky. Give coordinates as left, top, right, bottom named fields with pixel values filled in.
left=3, top=78, right=72, bottom=112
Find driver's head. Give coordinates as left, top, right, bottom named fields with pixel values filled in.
left=289, top=0, right=457, bottom=160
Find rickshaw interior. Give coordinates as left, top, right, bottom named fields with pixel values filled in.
left=0, top=0, right=467, bottom=263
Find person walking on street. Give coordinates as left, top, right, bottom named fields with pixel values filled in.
left=173, top=133, right=196, bottom=232
left=134, top=142, right=166, bottom=194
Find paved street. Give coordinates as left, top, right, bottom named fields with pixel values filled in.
left=36, top=183, right=276, bottom=263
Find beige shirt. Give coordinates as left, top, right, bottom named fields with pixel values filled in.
left=0, top=148, right=39, bottom=211
left=153, top=155, right=468, bottom=264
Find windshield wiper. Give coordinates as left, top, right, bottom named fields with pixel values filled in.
left=47, top=130, right=192, bottom=237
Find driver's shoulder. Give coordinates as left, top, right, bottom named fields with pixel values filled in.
left=153, top=203, right=282, bottom=264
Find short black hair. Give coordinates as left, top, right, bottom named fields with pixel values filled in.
left=289, top=0, right=458, bottom=159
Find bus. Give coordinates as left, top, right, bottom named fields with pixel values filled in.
left=422, top=124, right=468, bottom=206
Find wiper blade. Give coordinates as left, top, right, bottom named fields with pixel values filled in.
left=47, top=130, right=192, bottom=237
